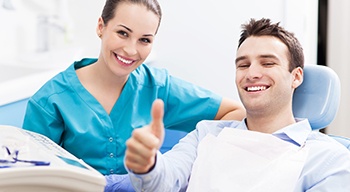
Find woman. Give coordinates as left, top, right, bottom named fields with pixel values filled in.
left=22, top=0, right=245, bottom=175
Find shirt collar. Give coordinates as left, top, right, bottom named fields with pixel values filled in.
left=238, top=118, right=312, bottom=147
left=236, top=120, right=249, bottom=130
left=273, top=118, right=312, bottom=146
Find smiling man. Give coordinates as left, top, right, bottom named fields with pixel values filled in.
left=124, top=18, right=350, bottom=192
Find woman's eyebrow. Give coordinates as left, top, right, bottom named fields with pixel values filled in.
left=118, top=24, right=132, bottom=32
left=118, top=24, right=154, bottom=37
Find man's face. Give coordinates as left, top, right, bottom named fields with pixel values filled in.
left=235, top=36, right=302, bottom=116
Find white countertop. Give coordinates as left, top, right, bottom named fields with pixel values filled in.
left=0, top=47, right=98, bottom=106
left=0, top=64, right=63, bottom=106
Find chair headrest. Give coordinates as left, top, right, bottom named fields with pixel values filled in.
left=292, top=65, right=341, bottom=130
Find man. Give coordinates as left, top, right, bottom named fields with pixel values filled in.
left=125, top=18, right=350, bottom=192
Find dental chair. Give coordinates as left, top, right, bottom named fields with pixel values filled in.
left=292, top=64, right=350, bottom=150
left=106, top=64, right=350, bottom=192
left=160, top=64, right=350, bottom=153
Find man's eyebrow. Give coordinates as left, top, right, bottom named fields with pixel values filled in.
left=259, top=54, right=278, bottom=60
left=235, top=56, right=247, bottom=64
left=235, top=54, right=279, bottom=64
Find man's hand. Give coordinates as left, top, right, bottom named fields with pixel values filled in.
left=125, top=99, right=165, bottom=174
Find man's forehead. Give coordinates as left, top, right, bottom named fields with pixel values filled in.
left=236, top=36, right=288, bottom=61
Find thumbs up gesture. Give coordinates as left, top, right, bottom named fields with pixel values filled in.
left=125, top=99, right=165, bottom=174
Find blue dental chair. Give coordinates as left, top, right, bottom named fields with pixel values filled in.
left=105, top=64, right=350, bottom=191
left=292, top=64, right=350, bottom=150
left=159, top=64, right=350, bottom=153
left=292, top=64, right=340, bottom=130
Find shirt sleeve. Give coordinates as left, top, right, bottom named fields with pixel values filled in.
left=127, top=121, right=227, bottom=192
left=304, top=149, right=350, bottom=192
left=22, top=98, right=64, bottom=144
left=128, top=128, right=202, bottom=192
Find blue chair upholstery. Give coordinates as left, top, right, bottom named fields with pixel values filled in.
left=160, top=65, right=350, bottom=153
left=161, top=129, right=187, bottom=153
left=292, top=64, right=350, bottom=150
left=292, top=64, right=341, bottom=130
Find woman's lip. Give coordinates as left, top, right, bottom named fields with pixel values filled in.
left=114, top=53, right=135, bottom=65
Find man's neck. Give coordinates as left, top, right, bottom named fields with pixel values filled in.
left=245, top=110, right=296, bottom=134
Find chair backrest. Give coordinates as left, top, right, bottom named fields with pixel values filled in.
left=293, top=64, right=349, bottom=149
left=161, top=65, right=349, bottom=153
left=161, top=129, right=187, bottom=153
left=292, top=64, right=341, bottom=130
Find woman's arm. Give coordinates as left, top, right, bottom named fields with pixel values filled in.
left=214, top=97, right=245, bottom=120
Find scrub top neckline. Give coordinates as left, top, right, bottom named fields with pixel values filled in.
left=66, top=60, right=133, bottom=124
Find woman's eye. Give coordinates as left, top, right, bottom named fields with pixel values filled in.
left=117, top=30, right=128, bottom=37
left=140, top=38, right=151, bottom=44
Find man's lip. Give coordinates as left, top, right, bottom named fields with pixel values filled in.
left=245, top=85, right=269, bottom=92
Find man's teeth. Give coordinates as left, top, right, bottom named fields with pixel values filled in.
left=247, top=86, right=267, bottom=91
left=117, top=55, right=133, bottom=64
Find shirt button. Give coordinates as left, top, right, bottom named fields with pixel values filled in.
left=109, top=137, right=113, bottom=142
left=110, top=169, right=114, bottom=174
left=110, top=153, right=114, bottom=158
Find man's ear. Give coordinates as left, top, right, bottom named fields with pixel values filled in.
left=292, top=67, right=303, bottom=89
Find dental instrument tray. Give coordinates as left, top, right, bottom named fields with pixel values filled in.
left=0, top=125, right=106, bottom=192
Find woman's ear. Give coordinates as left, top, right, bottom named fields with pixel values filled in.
left=96, top=17, right=105, bottom=38
left=292, top=67, right=303, bottom=89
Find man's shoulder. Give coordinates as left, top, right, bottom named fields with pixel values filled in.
left=307, top=131, right=350, bottom=158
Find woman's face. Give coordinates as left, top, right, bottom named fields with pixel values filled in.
left=97, top=2, right=159, bottom=77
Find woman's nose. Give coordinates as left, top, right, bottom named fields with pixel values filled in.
left=123, top=42, right=137, bottom=56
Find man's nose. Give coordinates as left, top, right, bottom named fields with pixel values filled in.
left=246, top=64, right=263, bottom=79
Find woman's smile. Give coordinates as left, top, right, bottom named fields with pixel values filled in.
left=115, top=53, right=136, bottom=66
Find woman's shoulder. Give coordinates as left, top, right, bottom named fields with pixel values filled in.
left=132, top=64, right=170, bottom=86
left=31, top=64, right=76, bottom=101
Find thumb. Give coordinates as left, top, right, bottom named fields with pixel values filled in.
left=150, top=99, right=165, bottom=148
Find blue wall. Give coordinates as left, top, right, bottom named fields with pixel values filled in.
left=0, top=98, right=29, bottom=128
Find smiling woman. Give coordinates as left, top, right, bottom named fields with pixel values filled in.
left=21, top=0, right=245, bottom=177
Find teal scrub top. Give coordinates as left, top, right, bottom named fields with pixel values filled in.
left=22, top=58, right=222, bottom=175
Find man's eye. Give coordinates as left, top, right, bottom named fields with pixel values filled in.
left=263, top=62, right=275, bottom=66
left=237, top=64, right=249, bottom=68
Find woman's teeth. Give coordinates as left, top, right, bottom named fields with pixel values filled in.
left=117, top=55, right=133, bottom=64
